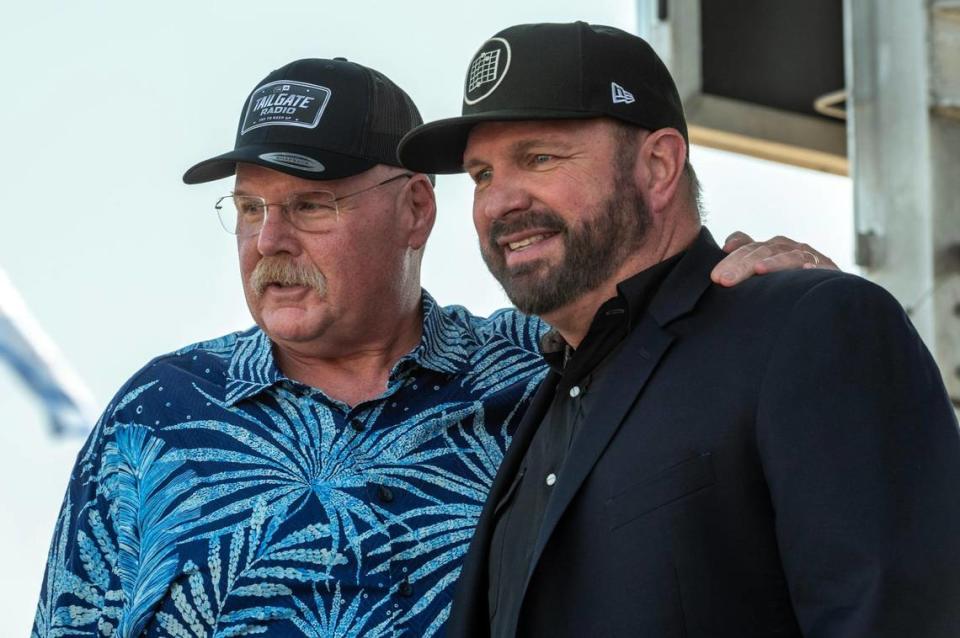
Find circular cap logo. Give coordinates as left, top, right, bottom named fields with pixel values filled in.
left=463, top=37, right=512, bottom=106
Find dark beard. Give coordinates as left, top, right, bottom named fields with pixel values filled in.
left=480, top=168, right=650, bottom=316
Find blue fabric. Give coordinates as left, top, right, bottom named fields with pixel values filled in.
left=32, top=292, right=547, bottom=637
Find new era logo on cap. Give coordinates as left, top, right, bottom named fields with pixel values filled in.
left=241, top=80, right=332, bottom=135
left=611, top=82, right=635, bottom=104
left=464, top=37, right=512, bottom=105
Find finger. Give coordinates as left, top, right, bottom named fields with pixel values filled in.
left=798, top=245, right=838, bottom=270
left=712, top=240, right=840, bottom=285
left=722, top=230, right=755, bottom=253
left=781, top=241, right=839, bottom=270
left=756, top=250, right=839, bottom=274
left=753, top=250, right=816, bottom=274
left=711, top=243, right=771, bottom=286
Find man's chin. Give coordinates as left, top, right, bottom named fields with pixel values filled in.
left=501, top=279, right=566, bottom=316
left=491, top=257, right=551, bottom=287
left=255, top=306, right=329, bottom=344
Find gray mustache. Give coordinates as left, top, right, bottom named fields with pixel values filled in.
left=250, top=258, right=327, bottom=297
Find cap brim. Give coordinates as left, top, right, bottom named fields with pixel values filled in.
left=182, top=142, right=379, bottom=184
left=398, top=108, right=602, bottom=175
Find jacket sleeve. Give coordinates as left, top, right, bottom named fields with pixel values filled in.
left=756, top=275, right=960, bottom=638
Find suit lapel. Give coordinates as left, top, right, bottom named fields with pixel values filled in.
left=521, top=228, right=724, bottom=594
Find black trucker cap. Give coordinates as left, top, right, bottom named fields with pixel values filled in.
left=398, top=21, right=687, bottom=174
left=184, top=58, right=424, bottom=184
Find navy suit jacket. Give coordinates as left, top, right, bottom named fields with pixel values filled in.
left=448, top=229, right=960, bottom=638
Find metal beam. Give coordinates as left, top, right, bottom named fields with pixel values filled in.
left=847, top=0, right=960, bottom=407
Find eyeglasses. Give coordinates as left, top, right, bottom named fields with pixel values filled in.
left=214, top=172, right=413, bottom=235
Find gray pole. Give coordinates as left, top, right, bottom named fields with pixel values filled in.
left=846, top=0, right=960, bottom=409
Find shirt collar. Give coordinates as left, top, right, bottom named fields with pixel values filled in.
left=223, top=290, right=467, bottom=405
left=615, top=251, right=686, bottom=328
left=538, top=251, right=686, bottom=373
left=398, top=291, right=472, bottom=375
left=224, top=328, right=283, bottom=405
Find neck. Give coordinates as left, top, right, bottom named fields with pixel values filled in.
left=542, top=219, right=700, bottom=348
left=274, top=294, right=424, bottom=407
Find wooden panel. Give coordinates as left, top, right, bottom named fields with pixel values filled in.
left=685, top=94, right=847, bottom=175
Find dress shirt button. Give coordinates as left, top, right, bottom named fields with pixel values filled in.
left=398, top=579, right=413, bottom=597
left=545, top=473, right=557, bottom=487
left=350, top=419, right=365, bottom=432
left=377, top=485, right=394, bottom=503
left=569, top=386, right=581, bottom=398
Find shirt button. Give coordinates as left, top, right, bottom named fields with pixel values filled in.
left=569, top=386, right=581, bottom=398
left=350, top=419, right=365, bottom=432
left=545, top=473, right=557, bottom=487
left=398, top=579, right=413, bottom=597
left=377, top=485, right=394, bottom=503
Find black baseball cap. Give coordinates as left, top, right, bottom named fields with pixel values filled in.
left=398, top=22, right=688, bottom=174
left=184, top=58, right=424, bottom=184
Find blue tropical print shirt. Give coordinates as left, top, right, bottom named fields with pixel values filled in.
left=33, top=293, right=547, bottom=638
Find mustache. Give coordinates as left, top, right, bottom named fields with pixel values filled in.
left=489, top=210, right=567, bottom=245
left=250, top=257, right=327, bottom=297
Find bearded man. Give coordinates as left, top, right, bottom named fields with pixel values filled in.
left=399, top=21, right=960, bottom=638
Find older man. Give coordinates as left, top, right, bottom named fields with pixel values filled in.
left=33, top=57, right=829, bottom=637
left=399, top=22, right=960, bottom=638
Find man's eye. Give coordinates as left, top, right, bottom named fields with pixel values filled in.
left=235, top=198, right=263, bottom=216
left=294, top=197, right=336, bottom=216
left=472, top=168, right=493, bottom=184
left=532, top=154, right=553, bottom=165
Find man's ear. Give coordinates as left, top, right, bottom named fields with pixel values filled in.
left=403, top=174, right=436, bottom=250
left=638, top=128, right=687, bottom=214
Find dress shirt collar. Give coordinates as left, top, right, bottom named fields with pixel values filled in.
left=539, top=251, right=685, bottom=376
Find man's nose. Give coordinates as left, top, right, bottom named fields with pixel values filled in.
left=475, top=174, right=534, bottom=221
left=255, top=204, right=299, bottom=255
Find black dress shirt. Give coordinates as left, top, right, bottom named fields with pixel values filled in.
left=487, top=253, right=683, bottom=636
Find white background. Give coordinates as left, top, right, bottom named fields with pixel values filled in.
left=0, top=1, right=853, bottom=632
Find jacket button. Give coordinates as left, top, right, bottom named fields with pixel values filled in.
left=378, top=485, right=394, bottom=503
left=398, top=579, right=413, bottom=597
left=569, top=386, right=581, bottom=398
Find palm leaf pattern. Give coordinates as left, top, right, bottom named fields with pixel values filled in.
left=33, top=295, right=548, bottom=636
left=105, top=425, right=201, bottom=637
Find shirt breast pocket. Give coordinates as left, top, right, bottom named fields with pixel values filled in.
left=605, top=452, right=715, bottom=531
